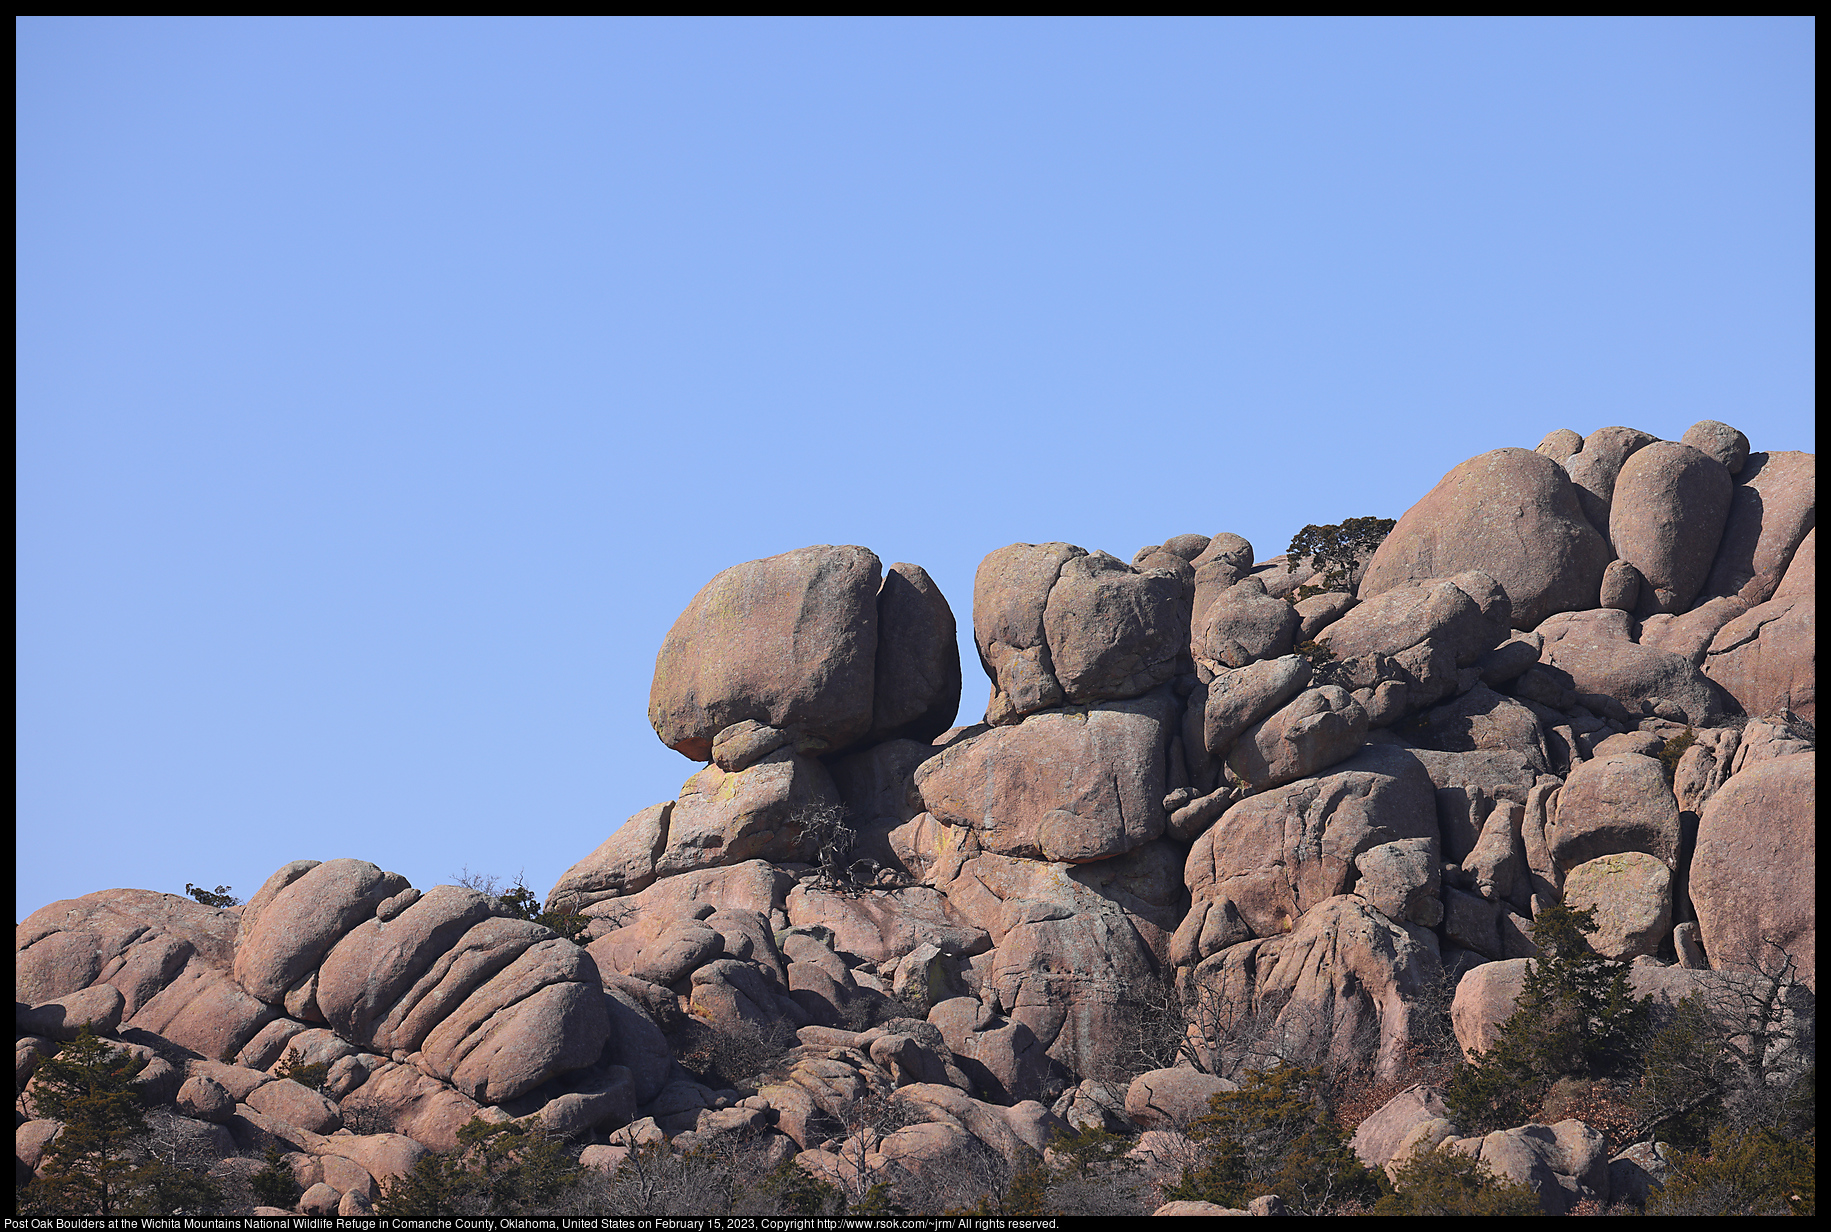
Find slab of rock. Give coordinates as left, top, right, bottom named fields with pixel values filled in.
left=246, top=1078, right=341, bottom=1135
left=18, top=985, right=126, bottom=1041
left=1180, top=742, right=1437, bottom=956
left=1450, top=958, right=1529, bottom=1058
left=1125, top=1067, right=1237, bottom=1129
left=1317, top=572, right=1509, bottom=667
left=656, top=747, right=840, bottom=877
left=1701, top=450, right=1816, bottom=608
left=1044, top=551, right=1187, bottom=704
left=650, top=545, right=883, bottom=760
left=915, top=690, right=1175, bottom=863
left=547, top=802, right=670, bottom=911
left=1608, top=441, right=1733, bottom=614
left=1547, top=753, right=1680, bottom=870
left=1415, top=683, right=1551, bottom=775
left=1636, top=594, right=1750, bottom=666
left=1536, top=608, right=1732, bottom=727
left=1362, top=447, right=1613, bottom=629
left=1702, top=529, right=1814, bottom=725
left=582, top=860, right=794, bottom=931
left=417, top=937, right=612, bottom=1103
left=1398, top=743, right=1542, bottom=865
left=1448, top=1120, right=1608, bottom=1215
left=930, top=853, right=1161, bottom=1078
left=1223, top=685, right=1369, bottom=791
left=1188, top=895, right=1441, bottom=1082
left=1690, top=751, right=1814, bottom=988
left=16, top=888, right=239, bottom=1014
left=1188, top=534, right=1256, bottom=629
left=868, top=563, right=963, bottom=745
left=1194, top=655, right=1311, bottom=757
left=1193, top=577, right=1299, bottom=670
left=785, top=883, right=990, bottom=966
left=1349, top=1083, right=1449, bottom=1171
left=1560, top=853, right=1672, bottom=960
left=316, top=885, right=500, bottom=1052
left=974, top=542, right=1084, bottom=724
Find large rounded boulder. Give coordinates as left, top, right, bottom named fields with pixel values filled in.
left=1607, top=441, right=1733, bottom=615
left=1360, top=448, right=1613, bottom=629
left=1690, top=751, right=1815, bottom=988
left=649, top=546, right=885, bottom=760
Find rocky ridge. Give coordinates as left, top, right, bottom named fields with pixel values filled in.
left=17, top=422, right=1814, bottom=1215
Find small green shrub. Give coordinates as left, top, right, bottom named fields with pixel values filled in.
left=272, top=1047, right=329, bottom=1092
left=1656, top=726, right=1697, bottom=784
left=1647, top=1124, right=1815, bottom=1216
left=1166, top=1065, right=1381, bottom=1215
left=250, top=1145, right=302, bottom=1209
left=375, top=1116, right=582, bottom=1216
left=1373, top=1144, right=1542, bottom=1215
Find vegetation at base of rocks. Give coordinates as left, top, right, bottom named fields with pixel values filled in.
left=1628, top=941, right=1815, bottom=1151
left=17, top=1027, right=223, bottom=1217
left=1287, top=516, right=1397, bottom=596
left=454, top=867, right=590, bottom=944
left=1293, top=638, right=1336, bottom=668
left=1656, top=726, right=1697, bottom=784
left=376, top=1116, right=583, bottom=1216
left=1646, top=1123, right=1816, bottom=1216
left=1372, top=1143, right=1543, bottom=1215
left=1445, top=904, right=1649, bottom=1135
left=184, top=882, right=242, bottom=907
left=271, top=1046, right=330, bottom=1092
left=249, top=1144, right=302, bottom=1209
left=1164, top=1065, right=1382, bottom=1216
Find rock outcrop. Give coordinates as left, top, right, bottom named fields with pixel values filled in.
left=17, top=419, right=1814, bottom=1216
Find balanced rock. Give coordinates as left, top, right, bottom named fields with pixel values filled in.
left=649, top=545, right=884, bottom=760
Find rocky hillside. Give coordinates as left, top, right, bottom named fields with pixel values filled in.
left=17, top=421, right=1814, bottom=1216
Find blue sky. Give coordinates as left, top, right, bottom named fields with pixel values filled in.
left=17, top=17, right=1814, bottom=920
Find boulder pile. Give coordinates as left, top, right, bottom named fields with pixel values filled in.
left=17, top=422, right=1814, bottom=1215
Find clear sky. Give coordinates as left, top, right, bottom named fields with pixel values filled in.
left=17, top=17, right=1815, bottom=921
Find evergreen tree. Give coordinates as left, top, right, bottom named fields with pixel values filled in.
left=21, top=1028, right=151, bottom=1215
left=1166, top=1065, right=1381, bottom=1214
left=1446, top=904, right=1649, bottom=1134
left=18, top=1027, right=221, bottom=1216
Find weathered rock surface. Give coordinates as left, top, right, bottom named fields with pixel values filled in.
left=1701, top=450, right=1816, bottom=608
left=973, top=542, right=1084, bottom=724
left=1547, top=753, right=1680, bottom=871
left=1607, top=441, right=1733, bottom=614
left=1702, top=528, right=1814, bottom=725
left=1187, top=896, right=1440, bottom=1082
left=868, top=562, right=964, bottom=745
left=1536, top=608, right=1732, bottom=727
left=1179, top=742, right=1437, bottom=959
left=649, top=544, right=884, bottom=759
left=1043, top=551, right=1187, bottom=705
left=657, top=747, right=841, bottom=876
left=1361, top=448, right=1613, bottom=628
left=916, top=690, right=1175, bottom=863
left=1690, top=751, right=1815, bottom=988
left=1564, top=426, right=1659, bottom=534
